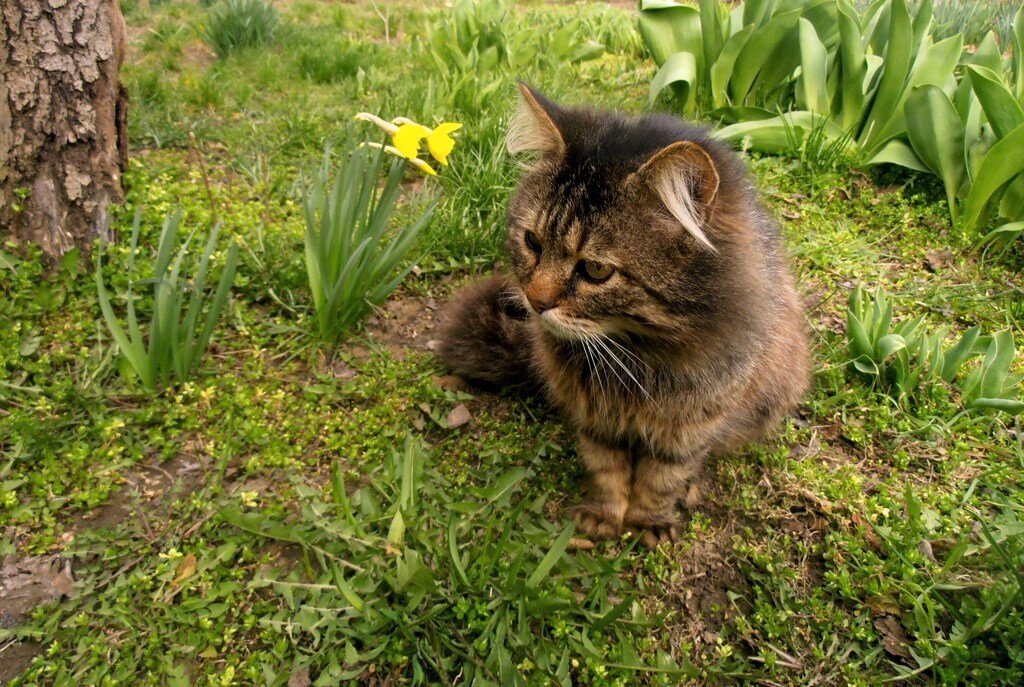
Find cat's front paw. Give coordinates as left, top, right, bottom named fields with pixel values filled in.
left=625, top=514, right=679, bottom=548
left=573, top=504, right=624, bottom=540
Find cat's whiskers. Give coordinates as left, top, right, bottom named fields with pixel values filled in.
left=590, top=334, right=657, bottom=405
left=600, top=334, right=653, bottom=373
left=578, top=337, right=606, bottom=397
left=497, top=288, right=528, bottom=311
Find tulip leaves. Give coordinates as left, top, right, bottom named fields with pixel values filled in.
left=639, top=0, right=1024, bottom=245
left=905, top=85, right=965, bottom=222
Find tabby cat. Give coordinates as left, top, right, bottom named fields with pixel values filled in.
left=437, top=85, right=810, bottom=546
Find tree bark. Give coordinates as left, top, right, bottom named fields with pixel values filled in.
left=0, top=0, right=129, bottom=260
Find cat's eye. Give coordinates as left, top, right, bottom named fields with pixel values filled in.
left=524, top=230, right=542, bottom=253
left=580, top=260, right=614, bottom=283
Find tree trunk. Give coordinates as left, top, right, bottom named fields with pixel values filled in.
left=0, top=0, right=129, bottom=260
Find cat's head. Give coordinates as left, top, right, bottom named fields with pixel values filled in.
left=505, top=84, right=757, bottom=344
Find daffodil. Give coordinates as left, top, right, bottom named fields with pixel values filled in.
left=355, top=112, right=461, bottom=172
left=391, top=122, right=431, bottom=159
left=362, top=142, right=438, bottom=176
left=425, top=122, right=462, bottom=166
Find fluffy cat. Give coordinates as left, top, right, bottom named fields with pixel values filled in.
left=437, top=85, right=810, bottom=546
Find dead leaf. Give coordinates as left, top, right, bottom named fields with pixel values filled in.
left=446, top=404, right=471, bottom=429
left=875, top=615, right=913, bottom=659
left=433, top=374, right=468, bottom=392
left=0, top=556, right=74, bottom=622
left=567, top=538, right=596, bottom=551
left=924, top=247, right=952, bottom=273
left=331, top=361, right=358, bottom=382
left=288, top=668, right=311, bottom=687
left=172, top=553, right=197, bottom=587
left=872, top=618, right=913, bottom=659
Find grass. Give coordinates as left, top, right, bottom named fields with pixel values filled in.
left=1, top=1, right=1023, bottom=685
left=201, top=0, right=280, bottom=58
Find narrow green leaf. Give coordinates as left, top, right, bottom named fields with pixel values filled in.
left=710, top=25, right=753, bottom=108
left=730, top=9, right=801, bottom=105
left=941, top=327, right=981, bottom=382
left=837, top=0, right=866, bottom=132
left=526, top=522, right=575, bottom=589
left=797, top=18, right=829, bottom=115
left=905, top=85, right=965, bottom=222
left=447, top=518, right=471, bottom=587
left=867, top=139, right=928, bottom=173
left=860, top=0, right=912, bottom=151
left=979, top=221, right=1024, bottom=249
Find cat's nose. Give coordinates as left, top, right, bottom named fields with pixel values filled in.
left=524, top=278, right=561, bottom=313
left=526, top=294, right=556, bottom=313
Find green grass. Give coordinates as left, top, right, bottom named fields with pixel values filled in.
left=2, top=1, right=1023, bottom=685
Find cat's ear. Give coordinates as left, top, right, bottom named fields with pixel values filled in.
left=506, top=83, right=565, bottom=156
left=631, top=141, right=721, bottom=253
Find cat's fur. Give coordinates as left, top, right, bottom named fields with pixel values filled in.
left=437, top=85, right=810, bottom=546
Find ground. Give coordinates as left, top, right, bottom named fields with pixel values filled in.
left=1, top=1, right=1023, bottom=686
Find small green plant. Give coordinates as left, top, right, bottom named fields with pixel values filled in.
left=846, top=286, right=1023, bottom=414
left=962, top=330, right=1024, bottom=414
left=424, top=0, right=604, bottom=113
left=294, top=38, right=364, bottom=84
left=302, top=145, right=434, bottom=343
left=202, top=0, right=281, bottom=59
left=894, top=8, right=1024, bottom=239
left=96, top=210, right=239, bottom=392
left=875, top=486, right=1024, bottom=683
left=641, top=0, right=816, bottom=116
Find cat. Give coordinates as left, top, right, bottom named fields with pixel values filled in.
left=437, top=84, right=810, bottom=546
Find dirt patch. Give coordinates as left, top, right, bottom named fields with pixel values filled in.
left=0, top=555, right=75, bottom=682
left=2, top=449, right=212, bottom=680
left=0, top=639, right=43, bottom=683
left=0, top=555, right=74, bottom=626
left=68, top=450, right=208, bottom=537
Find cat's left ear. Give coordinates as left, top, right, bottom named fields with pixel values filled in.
left=506, top=83, right=566, bottom=157
left=630, top=141, right=721, bottom=253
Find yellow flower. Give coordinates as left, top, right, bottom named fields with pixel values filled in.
left=425, top=122, right=462, bottom=166
left=355, top=113, right=459, bottom=176
left=363, top=143, right=437, bottom=176
left=391, top=122, right=431, bottom=159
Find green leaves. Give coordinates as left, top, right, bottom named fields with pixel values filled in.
left=846, top=286, right=1021, bottom=413
left=963, top=331, right=1024, bottom=415
left=96, top=209, right=239, bottom=392
left=905, top=85, right=965, bottom=222
left=224, top=437, right=670, bottom=683
left=638, top=1, right=701, bottom=68
left=797, top=18, right=829, bottom=115
left=639, top=0, right=1024, bottom=245
left=201, top=0, right=280, bottom=58
left=649, top=51, right=697, bottom=112
left=961, top=124, right=1024, bottom=234
left=303, top=145, right=434, bottom=343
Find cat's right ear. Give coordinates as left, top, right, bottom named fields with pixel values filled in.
left=506, top=83, right=565, bottom=157
left=630, top=141, right=721, bottom=253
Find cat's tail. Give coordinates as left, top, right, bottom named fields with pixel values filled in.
left=435, top=275, right=543, bottom=394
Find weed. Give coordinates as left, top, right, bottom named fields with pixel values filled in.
left=302, top=145, right=434, bottom=342
left=225, top=436, right=678, bottom=683
left=201, top=0, right=280, bottom=58
left=96, top=209, right=239, bottom=391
